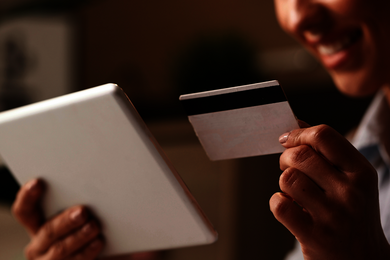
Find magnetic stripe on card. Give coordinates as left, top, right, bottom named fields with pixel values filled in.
left=181, top=85, right=287, bottom=116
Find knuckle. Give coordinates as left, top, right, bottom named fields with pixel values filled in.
left=321, top=209, right=350, bottom=234
left=312, top=124, right=333, bottom=142
left=270, top=194, right=291, bottom=219
left=42, top=221, right=56, bottom=241
left=348, top=173, right=366, bottom=188
left=83, top=220, right=100, bottom=237
left=279, top=167, right=299, bottom=191
left=338, top=184, right=365, bottom=210
left=279, top=152, right=285, bottom=170
left=290, top=145, right=313, bottom=166
left=353, top=168, right=378, bottom=188
left=13, top=208, right=29, bottom=223
left=279, top=151, right=290, bottom=171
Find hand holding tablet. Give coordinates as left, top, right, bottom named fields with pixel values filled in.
left=1, top=84, right=217, bottom=257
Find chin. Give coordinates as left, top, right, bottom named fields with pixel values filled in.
left=330, top=70, right=382, bottom=98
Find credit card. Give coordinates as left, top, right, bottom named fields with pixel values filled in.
left=179, top=80, right=299, bottom=161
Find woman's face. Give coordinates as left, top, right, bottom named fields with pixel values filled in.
left=274, top=0, right=390, bottom=96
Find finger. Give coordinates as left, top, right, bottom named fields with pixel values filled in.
left=71, top=237, right=104, bottom=260
left=279, top=124, right=373, bottom=174
left=270, top=192, right=312, bottom=242
left=280, top=145, right=346, bottom=191
left=279, top=167, right=327, bottom=213
left=42, top=220, right=101, bottom=260
left=30, top=237, right=105, bottom=260
left=28, top=205, right=90, bottom=256
left=12, top=179, right=45, bottom=236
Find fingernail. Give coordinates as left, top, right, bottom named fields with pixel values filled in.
left=279, top=132, right=290, bottom=144
left=70, top=208, right=85, bottom=223
left=82, top=222, right=96, bottom=234
left=26, top=179, right=39, bottom=192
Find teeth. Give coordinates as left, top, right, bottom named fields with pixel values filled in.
left=318, top=43, right=343, bottom=55
left=317, top=36, right=352, bottom=55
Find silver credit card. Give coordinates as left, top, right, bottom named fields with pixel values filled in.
left=180, top=80, right=299, bottom=161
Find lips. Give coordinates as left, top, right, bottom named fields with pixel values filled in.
left=317, top=36, right=352, bottom=55
left=316, top=29, right=363, bottom=56
left=306, top=28, right=363, bottom=69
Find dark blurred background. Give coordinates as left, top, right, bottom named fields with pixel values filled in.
left=0, top=0, right=372, bottom=259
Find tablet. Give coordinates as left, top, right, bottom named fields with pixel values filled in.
left=0, top=84, right=217, bottom=257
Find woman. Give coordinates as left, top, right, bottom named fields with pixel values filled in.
left=270, top=0, right=390, bottom=259
left=13, top=0, right=390, bottom=259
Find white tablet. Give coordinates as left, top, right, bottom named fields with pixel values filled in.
left=0, top=84, right=217, bottom=257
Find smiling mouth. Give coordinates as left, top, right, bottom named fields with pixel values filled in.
left=316, top=29, right=363, bottom=56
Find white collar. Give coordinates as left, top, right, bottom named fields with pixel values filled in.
left=353, top=90, right=390, bottom=167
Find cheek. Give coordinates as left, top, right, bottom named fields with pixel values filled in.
left=327, top=0, right=371, bottom=17
left=336, top=22, right=390, bottom=96
left=273, top=0, right=291, bottom=33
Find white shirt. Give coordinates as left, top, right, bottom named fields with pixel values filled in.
left=285, top=90, right=390, bottom=260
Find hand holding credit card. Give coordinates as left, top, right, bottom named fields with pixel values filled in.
left=179, top=80, right=299, bottom=160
